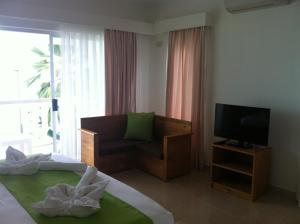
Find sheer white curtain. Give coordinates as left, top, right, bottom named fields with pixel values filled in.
left=60, top=26, right=105, bottom=160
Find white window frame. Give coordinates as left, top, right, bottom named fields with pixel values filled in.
left=0, top=26, right=61, bottom=153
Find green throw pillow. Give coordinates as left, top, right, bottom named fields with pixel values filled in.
left=124, top=112, right=154, bottom=141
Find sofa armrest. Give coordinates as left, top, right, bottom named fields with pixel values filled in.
left=163, top=133, right=192, bottom=161
left=81, top=128, right=99, bottom=136
left=164, top=133, right=192, bottom=139
left=162, top=133, right=192, bottom=178
left=81, top=129, right=100, bottom=167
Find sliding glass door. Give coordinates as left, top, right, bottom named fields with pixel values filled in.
left=0, top=29, right=61, bottom=159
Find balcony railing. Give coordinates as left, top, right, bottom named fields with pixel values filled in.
left=0, top=99, right=59, bottom=159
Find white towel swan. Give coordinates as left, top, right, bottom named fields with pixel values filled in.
left=38, top=161, right=87, bottom=172
left=0, top=146, right=51, bottom=175
left=32, top=166, right=109, bottom=217
left=5, top=146, right=26, bottom=162
left=0, top=146, right=87, bottom=175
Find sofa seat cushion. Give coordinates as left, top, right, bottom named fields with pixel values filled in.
left=137, top=141, right=163, bottom=159
left=100, top=140, right=143, bottom=156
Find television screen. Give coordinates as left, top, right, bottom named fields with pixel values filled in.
left=214, top=103, right=270, bottom=146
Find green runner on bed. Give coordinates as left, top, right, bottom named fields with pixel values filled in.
left=0, top=170, right=153, bottom=224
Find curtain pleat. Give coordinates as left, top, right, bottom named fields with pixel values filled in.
left=104, top=30, right=137, bottom=115
left=166, top=27, right=210, bottom=169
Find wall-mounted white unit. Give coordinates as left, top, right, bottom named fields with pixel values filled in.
left=224, top=0, right=292, bottom=13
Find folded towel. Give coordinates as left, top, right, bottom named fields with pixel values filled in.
left=0, top=147, right=51, bottom=175
left=0, top=160, right=39, bottom=175
left=76, top=166, right=98, bottom=190
left=27, top=153, right=52, bottom=163
left=5, top=146, right=26, bottom=162
left=5, top=147, right=51, bottom=165
left=1, top=146, right=89, bottom=176
left=39, top=161, right=87, bottom=172
left=32, top=167, right=109, bottom=217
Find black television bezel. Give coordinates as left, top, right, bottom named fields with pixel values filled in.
left=214, top=103, right=271, bottom=146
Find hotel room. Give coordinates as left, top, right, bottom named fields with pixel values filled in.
left=0, top=0, right=299, bottom=223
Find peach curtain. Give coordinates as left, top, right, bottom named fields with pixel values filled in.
left=105, top=30, right=137, bottom=115
left=166, top=27, right=210, bottom=169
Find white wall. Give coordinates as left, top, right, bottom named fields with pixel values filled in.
left=212, top=3, right=300, bottom=192
left=147, top=33, right=169, bottom=116
left=155, top=0, right=221, bottom=21
left=147, top=2, right=300, bottom=192
left=136, top=33, right=169, bottom=115
left=154, top=12, right=212, bottom=34
left=136, top=35, right=152, bottom=112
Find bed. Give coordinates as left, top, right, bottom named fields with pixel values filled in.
left=0, top=155, right=174, bottom=224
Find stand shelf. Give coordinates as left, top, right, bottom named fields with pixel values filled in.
left=212, top=162, right=252, bottom=176
left=211, top=141, right=270, bottom=201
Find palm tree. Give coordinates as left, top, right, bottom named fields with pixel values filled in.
left=26, top=45, right=61, bottom=140
left=26, top=45, right=61, bottom=98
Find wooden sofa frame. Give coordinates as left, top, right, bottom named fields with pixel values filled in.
left=81, top=114, right=192, bottom=181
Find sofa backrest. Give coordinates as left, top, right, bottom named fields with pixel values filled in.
left=81, top=115, right=127, bottom=141
left=154, top=115, right=192, bottom=140
left=81, top=114, right=192, bottom=142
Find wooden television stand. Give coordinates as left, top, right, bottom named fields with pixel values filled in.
left=211, top=140, right=271, bottom=201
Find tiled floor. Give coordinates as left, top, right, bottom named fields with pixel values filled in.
left=112, top=169, right=300, bottom=224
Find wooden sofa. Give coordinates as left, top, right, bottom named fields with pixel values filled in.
left=81, top=114, right=192, bottom=181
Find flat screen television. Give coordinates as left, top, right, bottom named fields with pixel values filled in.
left=214, top=103, right=270, bottom=146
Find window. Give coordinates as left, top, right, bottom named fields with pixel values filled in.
left=0, top=29, right=61, bottom=159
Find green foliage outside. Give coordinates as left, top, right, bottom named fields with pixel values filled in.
left=26, top=45, right=61, bottom=140
left=26, top=45, right=61, bottom=98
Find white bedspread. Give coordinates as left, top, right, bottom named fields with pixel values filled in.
left=0, top=155, right=174, bottom=224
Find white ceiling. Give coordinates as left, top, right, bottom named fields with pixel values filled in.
left=4, top=0, right=222, bottom=22
left=154, top=0, right=222, bottom=20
